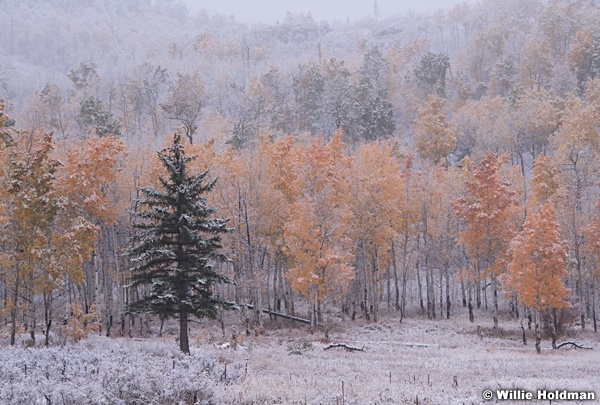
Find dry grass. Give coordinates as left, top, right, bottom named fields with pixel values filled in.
left=202, top=308, right=600, bottom=404
left=2, top=307, right=598, bottom=404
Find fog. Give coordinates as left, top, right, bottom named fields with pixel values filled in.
left=185, top=0, right=468, bottom=24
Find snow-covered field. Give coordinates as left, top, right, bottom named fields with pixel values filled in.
left=1, top=309, right=599, bottom=404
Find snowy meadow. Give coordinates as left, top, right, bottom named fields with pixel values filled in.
left=2, top=309, right=598, bottom=404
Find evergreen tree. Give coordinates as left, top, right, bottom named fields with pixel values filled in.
left=128, top=134, right=234, bottom=353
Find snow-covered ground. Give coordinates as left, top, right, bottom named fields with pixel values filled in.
left=1, top=309, right=599, bottom=404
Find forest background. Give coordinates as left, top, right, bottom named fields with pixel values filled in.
left=1, top=0, right=600, bottom=352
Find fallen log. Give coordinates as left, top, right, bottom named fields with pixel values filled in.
left=243, top=304, right=311, bottom=325
left=556, top=342, right=593, bottom=350
left=323, top=343, right=365, bottom=352
left=402, top=342, right=436, bottom=348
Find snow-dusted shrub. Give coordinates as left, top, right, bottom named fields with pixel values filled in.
left=0, top=336, right=238, bottom=404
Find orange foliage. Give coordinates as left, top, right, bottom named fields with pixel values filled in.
left=350, top=140, right=405, bottom=251
left=454, top=151, right=518, bottom=275
left=413, top=95, right=457, bottom=164
left=530, top=154, right=560, bottom=205
left=284, top=132, right=354, bottom=301
left=0, top=129, right=97, bottom=337
left=504, top=204, right=570, bottom=311
left=57, top=135, right=127, bottom=224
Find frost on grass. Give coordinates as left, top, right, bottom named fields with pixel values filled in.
left=1, top=313, right=598, bottom=404
left=0, top=335, right=243, bottom=405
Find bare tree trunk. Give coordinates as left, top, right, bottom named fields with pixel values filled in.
left=254, top=284, right=263, bottom=328
left=27, top=286, right=36, bottom=346
left=372, top=249, right=380, bottom=323
left=310, top=290, right=316, bottom=334
left=491, top=273, right=498, bottom=329
left=10, top=267, right=19, bottom=346
left=445, top=263, right=451, bottom=319
left=351, top=280, right=358, bottom=321
left=93, top=249, right=102, bottom=336
left=483, top=277, right=488, bottom=310
left=392, top=241, right=400, bottom=311
left=362, top=246, right=370, bottom=321
left=551, top=308, right=558, bottom=349
left=43, top=291, right=52, bottom=347
left=113, top=227, right=125, bottom=337
left=468, top=282, right=474, bottom=323
left=439, top=268, right=443, bottom=316
left=592, top=277, right=597, bottom=333
left=426, top=261, right=435, bottom=320
left=280, top=263, right=289, bottom=313
left=179, top=308, right=190, bottom=354
left=323, top=299, right=329, bottom=340
left=534, top=308, right=541, bottom=354
left=401, top=265, right=408, bottom=320
left=102, top=231, right=113, bottom=338
left=475, top=264, right=482, bottom=309
left=272, top=256, right=279, bottom=312
left=386, top=258, right=391, bottom=310
left=416, top=260, right=424, bottom=312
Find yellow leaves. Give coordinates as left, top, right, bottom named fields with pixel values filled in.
left=285, top=196, right=353, bottom=300
left=512, top=90, right=561, bottom=156
left=505, top=204, right=570, bottom=311
left=454, top=151, right=518, bottom=274
left=414, top=164, right=462, bottom=242
left=283, top=132, right=354, bottom=301
left=519, top=38, right=553, bottom=90
left=186, top=138, right=218, bottom=173
left=57, top=135, right=126, bottom=224
left=46, top=216, right=97, bottom=286
left=0, top=129, right=111, bottom=319
left=452, top=96, right=511, bottom=160
left=568, top=28, right=595, bottom=84
left=552, top=95, right=600, bottom=159
left=62, top=303, right=100, bottom=343
left=413, top=95, right=457, bottom=164
left=585, top=78, right=600, bottom=109
left=531, top=154, right=561, bottom=205
left=351, top=140, right=404, bottom=259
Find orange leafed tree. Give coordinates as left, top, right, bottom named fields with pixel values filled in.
left=583, top=181, right=600, bottom=333
left=211, top=136, right=284, bottom=328
left=415, top=164, right=462, bottom=320
left=58, top=135, right=127, bottom=223
left=0, top=129, right=97, bottom=346
left=284, top=132, right=354, bottom=334
left=530, top=154, right=561, bottom=205
left=350, top=140, right=405, bottom=322
left=413, top=95, right=457, bottom=165
left=56, top=135, right=127, bottom=337
left=504, top=204, right=570, bottom=353
left=454, top=151, right=518, bottom=328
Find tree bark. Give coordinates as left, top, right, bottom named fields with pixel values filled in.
left=416, top=260, right=424, bottom=312
left=179, top=309, right=190, bottom=354
left=491, top=273, right=498, bottom=329
left=445, top=263, right=451, bottom=319
left=592, top=278, right=597, bottom=333
left=392, top=241, right=400, bottom=311
left=44, top=291, right=52, bottom=347
left=551, top=308, right=558, bottom=349
left=468, top=283, right=474, bottom=323
left=372, top=249, right=380, bottom=322
left=10, top=266, right=19, bottom=346
left=535, top=309, right=541, bottom=354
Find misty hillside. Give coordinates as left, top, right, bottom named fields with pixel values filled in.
left=3, top=0, right=597, bottom=150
